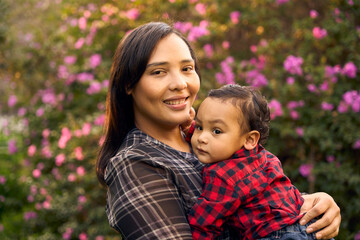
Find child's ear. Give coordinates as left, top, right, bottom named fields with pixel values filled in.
left=243, top=130, right=260, bottom=150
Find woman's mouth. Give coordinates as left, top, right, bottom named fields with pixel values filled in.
left=164, top=98, right=187, bottom=105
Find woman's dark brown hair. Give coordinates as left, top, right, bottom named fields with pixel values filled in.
left=96, top=22, right=201, bottom=186
left=208, top=84, right=271, bottom=145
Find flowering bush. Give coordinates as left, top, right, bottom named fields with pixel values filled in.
left=0, top=0, right=359, bottom=239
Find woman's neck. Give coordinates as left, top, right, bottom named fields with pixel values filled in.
left=135, top=121, right=191, bottom=153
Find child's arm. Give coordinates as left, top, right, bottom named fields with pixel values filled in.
left=188, top=167, right=241, bottom=239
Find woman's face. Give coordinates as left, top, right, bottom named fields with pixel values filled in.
left=129, top=33, right=200, bottom=131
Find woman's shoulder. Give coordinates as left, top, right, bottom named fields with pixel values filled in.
left=105, top=128, right=200, bottom=179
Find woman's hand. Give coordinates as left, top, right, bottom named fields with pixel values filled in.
left=300, top=192, right=341, bottom=239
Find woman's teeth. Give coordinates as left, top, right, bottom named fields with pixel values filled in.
left=165, top=99, right=186, bottom=105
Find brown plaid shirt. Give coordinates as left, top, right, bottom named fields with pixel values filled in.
left=104, top=128, right=233, bottom=239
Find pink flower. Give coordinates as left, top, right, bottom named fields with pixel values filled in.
left=82, top=123, right=91, bottom=136
left=327, top=155, right=335, bottom=163
left=79, top=232, right=88, bottom=240
left=284, top=55, right=303, bottom=75
left=89, top=54, right=102, bottom=68
left=299, top=164, right=313, bottom=177
left=313, top=27, right=327, bottom=39
left=74, top=147, right=84, bottom=161
left=277, top=0, right=289, bottom=5
left=296, top=127, right=304, bottom=137
left=215, top=57, right=235, bottom=85
left=36, top=108, right=45, bottom=117
left=78, top=17, right=87, bottom=30
left=77, top=72, right=94, bottom=82
left=268, top=99, right=283, bottom=120
left=126, top=8, right=139, bottom=20
left=41, top=89, right=57, bottom=105
left=77, top=166, right=86, bottom=176
left=63, top=228, right=73, bottom=240
left=187, top=21, right=209, bottom=42
left=230, top=11, right=241, bottom=24
left=222, top=41, right=230, bottom=49
left=8, top=139, right=17, bottom=154
left=321, top=102, right=334, bottom=111
left=18, top=107, right=27, bottom=116
left=174, top=21, right=193, bottom=34
left=343, top=90, right=360, bottom=112
left=307, top=84, right=317, bottom=93
left=24, top=211, right=37, bottom=221
left=42, top=129, right=50, bottom=138
left=195, top=3, right=206, bottom=15
left=353, top=140, right=360, bottom=149
left=337, top=101, right=348, bottom=113
left=0, top=176, right=6, bottom=184
left=290, top=110, right=299, bottom=120
left=348, top=0, right=354, bottom=6
left=55, top=153, right=66, bottom=166
left=64, top=56, right=77, bottom=65
left=28, top=145, right=37, bottom=157
left=78, top=195, right=87, bottom=204
left=342, top=62, right=357, bottom=78
left=86, top=81, right=102, bottom=95
left=319, top=81, right=329, bottom=91
left=75, top=38, right=85, bottom=49
left=8, top=95, right=17, bottom=107
left=58, top=127, right=72, bottom=149
left=68, top=173, right=76, bottom=182
left=286, top=77, right=295, bottom=85
left=43, top=200, right=51, bottom=209
left=94, top=114, right=105, bottom=126
left=33, top=169, right=41, bottom=178
left=310, top=10, right=318, bottom=18
left=245, top=70, right=268, bottom=88
left=203, top=44, right=213, bottom=57
left=99, top=135, right=105, bottom=146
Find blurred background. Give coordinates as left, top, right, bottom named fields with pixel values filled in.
left=0, top=0, right=359, bottom=239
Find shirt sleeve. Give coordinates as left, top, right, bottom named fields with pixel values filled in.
left=188, top=168, right=241, bottom=240
left=105, top=155, right=193, bottom=239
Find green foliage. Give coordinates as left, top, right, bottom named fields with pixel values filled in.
left=0, top=0, right=359, bottom=239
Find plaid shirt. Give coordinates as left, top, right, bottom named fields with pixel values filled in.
left=188, top=145, right=304, bottom=240
left=104, top=128, right=234, bottom=239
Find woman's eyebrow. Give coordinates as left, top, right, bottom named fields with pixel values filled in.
left=146, top=61, right=168, bottom=68
left=146, top=59, right=194, bottom=68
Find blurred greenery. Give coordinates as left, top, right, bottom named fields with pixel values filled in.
left=0, top=0, right=359, bottom=239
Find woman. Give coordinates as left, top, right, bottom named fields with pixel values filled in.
left=96, top=22, right=340, bottom=239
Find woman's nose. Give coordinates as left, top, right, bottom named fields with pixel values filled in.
left=169, top=72, right=187, bottom=90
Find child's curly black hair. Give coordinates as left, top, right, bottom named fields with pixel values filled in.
left=208, top=84, right=271, bottom=145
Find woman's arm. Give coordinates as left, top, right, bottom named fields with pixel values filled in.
left=105, top=157, right=193, bottom=239
left=299, top=192, right=341, bottom=239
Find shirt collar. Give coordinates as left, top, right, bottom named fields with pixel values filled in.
left=229, top=144, right=266, bottom=173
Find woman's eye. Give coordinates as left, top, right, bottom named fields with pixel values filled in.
left=151, top=70, right=164, bottom=75
left=183, top=66, right=194, bottom=72
left=213, top=129, right=222, bottom=134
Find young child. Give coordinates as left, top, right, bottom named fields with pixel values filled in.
left=186, top=84, right=321, bottom=240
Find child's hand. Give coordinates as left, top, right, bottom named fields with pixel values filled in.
left=181, top=107, right=196, bottom=135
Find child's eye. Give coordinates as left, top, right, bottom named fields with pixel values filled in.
left=213, top=129, right=222, bottom=134
left=195, top=125, right=202, bottom=131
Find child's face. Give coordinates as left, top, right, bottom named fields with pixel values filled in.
left=191, top=97, right=248, bottom=164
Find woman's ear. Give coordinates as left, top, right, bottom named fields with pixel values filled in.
left=243, top=130, right=260, bottom=150
left=125, top=86, right=133, bottom=95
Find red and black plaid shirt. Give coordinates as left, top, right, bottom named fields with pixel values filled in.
left=188, top=144, right=304, bottom=240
